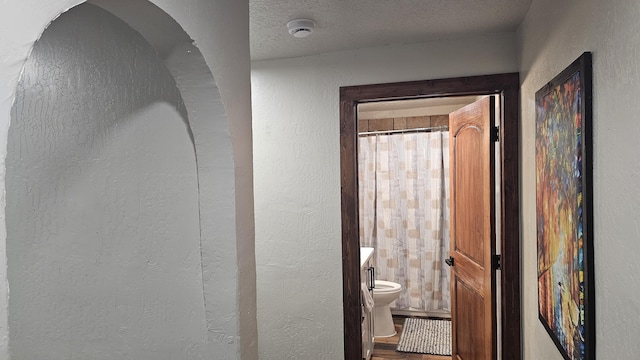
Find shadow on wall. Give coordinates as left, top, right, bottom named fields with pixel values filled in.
left=5, top=3, right=229, bottom=359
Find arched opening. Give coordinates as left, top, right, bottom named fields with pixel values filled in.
left=6, top=1, right=240, bottom=358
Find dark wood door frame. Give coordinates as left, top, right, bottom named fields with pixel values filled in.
left=339, top=73, right=521, bottom=360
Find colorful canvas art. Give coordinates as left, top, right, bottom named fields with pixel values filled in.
left=535, top=52, right=594, bottom=360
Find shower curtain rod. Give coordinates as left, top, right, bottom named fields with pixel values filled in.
left=358, top=125, right=449, bottom=136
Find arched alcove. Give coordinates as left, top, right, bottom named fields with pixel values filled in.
left=5, top=0, right=248, bottom=358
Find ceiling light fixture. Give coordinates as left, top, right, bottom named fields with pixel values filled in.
left=286, top=19, right=316, bottom=38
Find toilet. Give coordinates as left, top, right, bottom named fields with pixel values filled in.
left=372, top=280, right=402, bottom=337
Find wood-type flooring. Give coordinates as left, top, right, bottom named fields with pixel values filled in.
left=371, top=316, right=451, bottom=360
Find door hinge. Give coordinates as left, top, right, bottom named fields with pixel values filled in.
left=490, top=126, right=500, bottom=142
left=493, top=254, right=502, bottom=270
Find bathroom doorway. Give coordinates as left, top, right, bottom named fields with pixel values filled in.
left=339, top=73, right=521, bottom=359
left=357, top=96, right=469, bottom=319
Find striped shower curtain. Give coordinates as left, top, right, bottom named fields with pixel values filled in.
left=358, top=131, right=450, bottom=312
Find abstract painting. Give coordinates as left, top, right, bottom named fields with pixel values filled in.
left=535, top=52, right=595, bottom=360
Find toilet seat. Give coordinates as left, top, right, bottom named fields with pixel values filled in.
left=373, top=280, right=401, bottom=294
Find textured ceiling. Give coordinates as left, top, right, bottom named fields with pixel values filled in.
left=358, top=95, right=482, bottom=119
left=250, top=0, right=532, bottom=61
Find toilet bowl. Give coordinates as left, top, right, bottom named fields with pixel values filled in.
left=372, top=280, right=402, bottom=337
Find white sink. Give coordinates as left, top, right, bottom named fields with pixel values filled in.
left=360, top=247, right=374, bottom=268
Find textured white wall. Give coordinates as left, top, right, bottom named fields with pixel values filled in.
left=0, top=0, right=255, bottom=359
left=251, top=34, right=518, bottom=360
left=518, top=0, right=640, bottom=358
left=7, top=5, right=204, bottom=358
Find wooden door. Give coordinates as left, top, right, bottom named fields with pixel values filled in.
left=448, top=96, right=496, bottom=360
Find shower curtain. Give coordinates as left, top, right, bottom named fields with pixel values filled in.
left=358, top=131, right=450, bottom=312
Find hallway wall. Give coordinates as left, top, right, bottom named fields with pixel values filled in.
left=251, top=33, right=518, bottom=360
left=0, top=0, right=255, bottom=359
left=518, top=0, right=640, bottom=358
left=6, top=5, right=204, bottom=357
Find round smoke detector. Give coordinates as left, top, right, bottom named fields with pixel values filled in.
left=287, top=19, right=316, bottom=38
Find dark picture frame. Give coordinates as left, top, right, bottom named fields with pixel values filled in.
left=535, top=52, right=594, bottom=360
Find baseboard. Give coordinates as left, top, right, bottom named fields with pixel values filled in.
left=391, top=308, right=451, bottom=319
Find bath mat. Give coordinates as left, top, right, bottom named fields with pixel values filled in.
left=396, top=318, right=451, bottom=356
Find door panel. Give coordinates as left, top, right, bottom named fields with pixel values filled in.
left=449, top=96, right=496, bottom=360
left=456, top=280, right=485, bottom=359
left=452, top=127, right=485, bottom=265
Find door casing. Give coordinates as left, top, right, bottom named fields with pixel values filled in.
left=339, top=73, right=521, bottom=360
